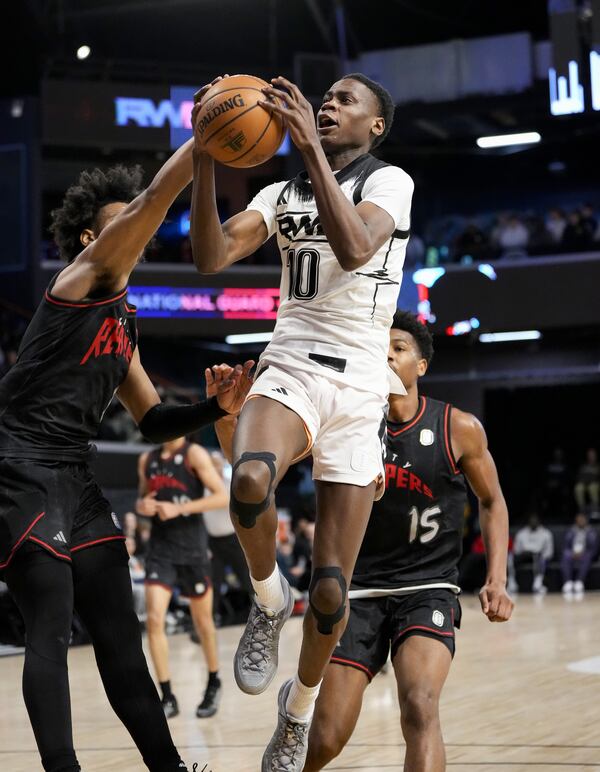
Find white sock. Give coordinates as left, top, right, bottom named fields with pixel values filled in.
left=251, top=565, right=285, bottom=613
left=286, top=673, right=321, bottom=722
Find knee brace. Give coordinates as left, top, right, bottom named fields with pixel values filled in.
left=230, top=451, right=277, bottom=529
left=309, top=567, right=347, bottom=635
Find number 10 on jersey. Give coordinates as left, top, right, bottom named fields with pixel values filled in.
left=286, top=249, right=320, bottom=300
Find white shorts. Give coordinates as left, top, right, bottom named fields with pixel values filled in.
left=246, top=362, right=387, bottom=486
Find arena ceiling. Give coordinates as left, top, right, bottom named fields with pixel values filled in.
left=10, top=0, right=592, bottom=185
left=9, top=1, right=548, bottom=95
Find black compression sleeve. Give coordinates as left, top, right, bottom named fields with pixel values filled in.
left=138, top=397, right=229, bottom=443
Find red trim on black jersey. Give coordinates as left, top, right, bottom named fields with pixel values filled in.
left=393, top=624, right=455, bottom=645
left=443, top=403, right=460, bottom=475
left=0, top=511, right=46, bottom=570
left=28, top=536, right=72, bottom=562
left=330, top=655, right=374, bottom=680
left=45, top=288, right=128, bottom=308
left=71, top=535, right=126, bottom=553
left=124, top=302, right=137, bottom=314
left=387, top=397, right=427, bottom=437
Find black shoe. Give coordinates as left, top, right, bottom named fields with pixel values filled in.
left=196, top=680, right=221, bottom=718
left=162, top=694, right=179, bottom=719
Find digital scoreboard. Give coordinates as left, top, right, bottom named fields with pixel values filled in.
left=548, top=0, right=600, bottom=115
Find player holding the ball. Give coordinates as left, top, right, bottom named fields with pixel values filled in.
left=191, top=73, right=413, bottom=771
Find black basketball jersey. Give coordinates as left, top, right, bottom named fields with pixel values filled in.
left=145, top=442, right=208, bottom=562
left=0, top=276, right=137, bottom=462
left=352, top=396, right=467, bottom=593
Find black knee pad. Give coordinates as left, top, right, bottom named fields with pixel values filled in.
left=230, top=451, right=277, bottom=529
left=309, top=567, right=347, bottom=635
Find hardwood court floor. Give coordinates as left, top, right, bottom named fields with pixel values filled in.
left=2, top=593, right=600, bottom=771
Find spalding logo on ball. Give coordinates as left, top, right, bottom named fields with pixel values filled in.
left=195, top=74, right=286, bottom=168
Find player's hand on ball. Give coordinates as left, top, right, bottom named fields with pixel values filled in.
left=155, top=501, right=181, bottom=521
left=191, top=75, right=230, bottom=150
left=479, top=581, right=514, bottom=623
left=207, top=360, right=254, bottom=416
left=136, top=492, right=158, bottom=516
left=259, top=76, right=319, bottom=153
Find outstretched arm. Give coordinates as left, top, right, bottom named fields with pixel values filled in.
left=452, top=408, right=514, bottom=623
left=260, top=77, right=411, bottom=272
left=190, top=77, right=270, bottom=274
left=116, top=349, right=253, bottom=441
left=53, top=138, right=195, bottom=300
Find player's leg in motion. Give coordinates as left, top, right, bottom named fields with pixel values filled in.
left=72, top=541, right=185, bottom=772
left=189, top=587, right=221, bottom=717
left=263, top=480, right=375, bottom=770
left=5, top=544, right=80, bottom=772
left=230, top=396, right=309, bottom=694
left=145, top=583, right=178, bottom=716
left=394, top=635, right=452, bottom=772
left=304, top=664, right=368, bottom=771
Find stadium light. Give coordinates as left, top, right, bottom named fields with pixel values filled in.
left=76, top=45, right=91, bottom=60
left=225, top=332, right=273, bottom=345
left=479, top=330, right=542, bottom=343
left=476, top=132, right=541, bottom=149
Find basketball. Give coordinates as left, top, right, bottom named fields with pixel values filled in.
left=195, top=74, right=286, bottom=168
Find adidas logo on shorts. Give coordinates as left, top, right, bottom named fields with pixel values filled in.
left=53, top=531, right=67, bottom=544
left=272, top=387, right=288, bottom=395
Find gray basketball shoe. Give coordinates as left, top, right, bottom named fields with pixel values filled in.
left=262, top=679, right=311, bottom=772
left=234, top=574, right=294, bottom=695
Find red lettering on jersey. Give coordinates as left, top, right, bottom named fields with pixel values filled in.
left=397, top=467, right=409, bottom=488
left=385, top=464, right=396, bottom=489
left=148, top=475, right=188, bottom=493
left=80, top=317, right=134, bottom=365
left=384, top=463, right=434, bottom=499
left=409, top=473, right=422, bottom=493
left=80, top=318, right=115, bottom=364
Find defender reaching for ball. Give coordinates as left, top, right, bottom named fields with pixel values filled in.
left=191, top=74, right=414, bottom=770
left=304, top=312, right=513, bottom=772
left=0, top=135, right=252, bottom=772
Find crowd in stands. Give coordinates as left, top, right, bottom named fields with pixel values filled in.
left=506, top=512, right=599, bottom=597
left=411, top=203, right=600, bottom=267
left=40, top=202, right=600, bottom=269
left=540, top=447, right=600, bottom=522
left=460, top=445, right=600, bottom=596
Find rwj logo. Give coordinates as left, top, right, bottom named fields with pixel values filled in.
left=115, top=97, right=194, bottom=129
left=115, top=86, right=292, bottom=152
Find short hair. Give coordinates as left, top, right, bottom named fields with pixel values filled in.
left=342, top=72, right=395, bottom=148
left=391, top=310, right=434, bottom=364
left=49, top=165, right=144, bottom=262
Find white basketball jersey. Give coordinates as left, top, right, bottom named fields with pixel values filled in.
left=247, top=153, right=414, bottom=396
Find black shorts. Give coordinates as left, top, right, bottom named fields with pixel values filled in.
left=0, top=457, right=124, bottom=571
left=145, top=553, right=211, bottom=598
left=331, top=589, right=462, bottom=681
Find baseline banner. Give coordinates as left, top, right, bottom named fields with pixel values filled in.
left=128, top=286, right=280, bottom=319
